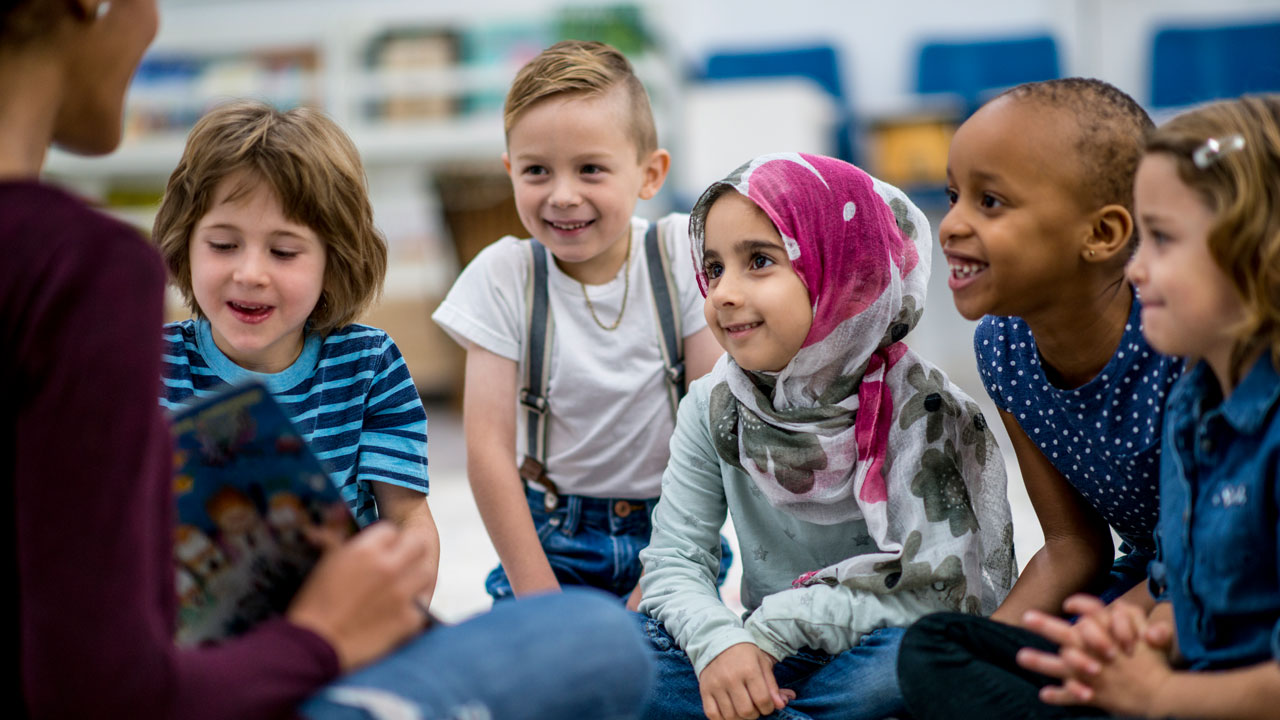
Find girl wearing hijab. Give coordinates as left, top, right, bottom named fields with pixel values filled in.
left=637, top=153, right=1016, bottom=720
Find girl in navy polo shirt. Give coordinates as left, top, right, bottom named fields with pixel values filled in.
left=901, top=94, right=1280, bottom=719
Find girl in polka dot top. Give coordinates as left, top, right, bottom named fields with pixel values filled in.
left=938, top=78, right=1183, bottom=625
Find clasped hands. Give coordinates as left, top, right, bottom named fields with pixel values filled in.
left=1017, top=594, right=1178, bottom=718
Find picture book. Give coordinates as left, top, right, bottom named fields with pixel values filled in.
left=170, top=382, right=356, bottom=646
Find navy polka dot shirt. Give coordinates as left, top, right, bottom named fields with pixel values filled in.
left=975, top=295, right=1183, bottom=552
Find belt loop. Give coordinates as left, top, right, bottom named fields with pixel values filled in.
left=561, top=495, right=583, bottom=536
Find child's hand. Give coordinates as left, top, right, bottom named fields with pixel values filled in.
left=286, top=522, right=431, bottom=670
left=1020, top=595, right=1126, bottom=666
left=1020, top=595, right=1175, bottom=674
left=697, top=642, right=790, bottom=720
left=1018, top=600, right=1175, bottom=716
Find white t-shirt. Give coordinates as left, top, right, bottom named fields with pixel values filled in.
left=432, top=214, right=709, bottom=498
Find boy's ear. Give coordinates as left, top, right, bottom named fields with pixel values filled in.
left=1082, top=204, right=1134, bottom=263
left=637, top=148, right=671, bottom=201
left=501, top=152, right=512, bottom=177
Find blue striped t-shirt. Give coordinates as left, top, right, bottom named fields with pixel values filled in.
left=160, top=318, right=429, bottom=526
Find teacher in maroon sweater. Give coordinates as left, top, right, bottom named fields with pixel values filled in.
left=2, top=2, right=652, bottom=718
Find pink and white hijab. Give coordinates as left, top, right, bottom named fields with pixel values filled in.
left=691, top=153, right=1014, bottom=614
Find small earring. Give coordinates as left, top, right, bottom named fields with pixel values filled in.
left=1088, top=249, right=1096, bottom=258
left=95, top=2, right=110, bottom=20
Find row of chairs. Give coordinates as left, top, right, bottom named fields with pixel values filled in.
left=679, top=19, right=1279, bottom=199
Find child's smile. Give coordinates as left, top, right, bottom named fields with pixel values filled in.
left=945, top=251, right=989, bottom=291
left=702, top=191, right=812, bottom=372
left=226, top=301, right=273, bottom=323
left=190, top=170, right=327, bottom=374
left=722, top=320, right=763, bottom=338
left=545, top=218, right=593, bottom=233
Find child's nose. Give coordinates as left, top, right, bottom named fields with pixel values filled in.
left=709, top=274, right=740, bottom=307
left=232, top=250, right=270, bottom=286
left=549, top=177, right=581, bottom=208
left=937, top=206, right=970, bottom=247
left=1125, top=246, right=1147, bottom=287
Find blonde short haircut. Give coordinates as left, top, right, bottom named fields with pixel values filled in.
left=1146, top=94, right=1280, bottom=379
left=154, top=100, right=386, bottom=335
left=503, top=39, right=657, bottom=158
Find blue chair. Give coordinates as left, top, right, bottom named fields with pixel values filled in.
left=700, top=45, right=855, bottom=163
left=915, top=34, right=1060, bottom=116
left=1150, top=20, right=1280, bottom=107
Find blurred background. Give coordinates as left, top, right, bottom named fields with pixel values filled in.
left=44, top=0, right=1280, bottom=621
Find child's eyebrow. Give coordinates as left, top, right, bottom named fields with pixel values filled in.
left=969, top=169, right=1005, bottom=185
left=510, top=150, right=615, bottom=163
left=199, top=222, right=312, bottom=241
left=732, top=238, right=785, bottom=255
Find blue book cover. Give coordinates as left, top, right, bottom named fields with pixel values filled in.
left=170, top=382, right=356, bottom=646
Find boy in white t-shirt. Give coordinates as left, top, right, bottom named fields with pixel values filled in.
left=433, top=40, right=726, bottom=608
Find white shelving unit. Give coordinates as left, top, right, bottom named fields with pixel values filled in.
left=44, top=3, right=676, bottom=183
left=43, top=2, right=676, bottom=396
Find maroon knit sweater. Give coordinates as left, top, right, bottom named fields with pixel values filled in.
left=3, top=181, right=340, bottom=719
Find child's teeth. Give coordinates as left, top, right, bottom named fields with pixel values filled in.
left=949, top=262, right=987, bottom=279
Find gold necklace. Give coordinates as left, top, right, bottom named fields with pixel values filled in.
left=579, top=236, right=631, bottom=331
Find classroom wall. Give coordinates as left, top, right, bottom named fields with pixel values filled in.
left=158, top=0, right=1280, bottom=113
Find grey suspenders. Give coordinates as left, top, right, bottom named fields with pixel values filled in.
left=644, top=220, right=686, bottom=414
left=518, top=220, right=686, bottom=510
left=517, top=233, right=555, bottom=507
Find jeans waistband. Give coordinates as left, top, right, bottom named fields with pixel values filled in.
left=524, top=483, right=657, bottom=536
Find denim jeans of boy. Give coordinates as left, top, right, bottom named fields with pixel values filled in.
left=486, top=486, right=733, bottom=600
left=638, top=616, right=906, bottom=720
left=301, top=590, right=654, bottom=720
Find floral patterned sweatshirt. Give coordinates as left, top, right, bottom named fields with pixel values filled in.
left=639, top=376, right=1013, bottom=675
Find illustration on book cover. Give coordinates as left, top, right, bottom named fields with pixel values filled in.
left=170, top=383, right=354, bottom=646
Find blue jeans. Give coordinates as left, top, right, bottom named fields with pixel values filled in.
left=486, top=487, right=733, bottom=600
left=301, top=590, right=654, bottom=720
left=639, top=616, right=907, bottom=720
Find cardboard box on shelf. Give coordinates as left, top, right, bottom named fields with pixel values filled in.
left=866, top=115, right=955, bottom=189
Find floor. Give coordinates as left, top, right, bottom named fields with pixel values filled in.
left=424, top=205, right=1045, bottom=623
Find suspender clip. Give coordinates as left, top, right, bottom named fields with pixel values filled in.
left=666, top=362, right=686, bottom=388
left=519, top=456, right=559, bottom=511
left=519, top=390, right=549, bottom=414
